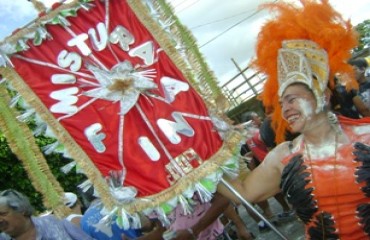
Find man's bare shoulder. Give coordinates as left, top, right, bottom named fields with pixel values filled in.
left=266, top=142, right=292, bottom=162
left=262, top=137, right=302, bottom=171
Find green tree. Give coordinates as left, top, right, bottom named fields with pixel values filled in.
left=353, top=19, right=370, bottom=53
left=0, top=131, right=85, bottom=212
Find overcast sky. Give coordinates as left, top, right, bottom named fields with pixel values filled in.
left=1, top=0, right=370, bottom=86
left=169, top=0, right=370, bottom=84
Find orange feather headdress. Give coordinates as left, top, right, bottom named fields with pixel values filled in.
left=252, top=0, right=358, bottom=143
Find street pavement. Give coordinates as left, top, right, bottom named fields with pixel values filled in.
left=236, top=198, right=305, bottom=240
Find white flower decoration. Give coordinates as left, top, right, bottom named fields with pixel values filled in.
left=83, top=61, right=157, bottom=115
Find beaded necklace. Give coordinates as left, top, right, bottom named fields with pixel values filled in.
left=304, top=133, right=339, bottom=239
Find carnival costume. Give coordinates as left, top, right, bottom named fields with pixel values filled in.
left=281, top=116, right=370, bottom=239
left=252, top=0, right=370, bottom=239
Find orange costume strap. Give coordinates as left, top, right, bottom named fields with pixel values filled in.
left=338, top=115, right=370, bottom=125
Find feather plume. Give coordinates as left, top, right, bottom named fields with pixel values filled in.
left=252, top=0, right=358, bottom=143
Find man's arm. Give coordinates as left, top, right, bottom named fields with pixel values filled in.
left=218, top=142, right=288, bottom=204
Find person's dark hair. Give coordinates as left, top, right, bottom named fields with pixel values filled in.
left=348, top=58, right=368, bottom=69
left=0, top=189, right=34, bottom=217
left=260, top=118, right=276, bottom=148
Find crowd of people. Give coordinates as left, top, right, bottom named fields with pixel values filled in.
left=0, top=188, right=258, bottom=240
left=0, top=188, right=256, bottom=240
left=2, top=0, right=370, bottom=239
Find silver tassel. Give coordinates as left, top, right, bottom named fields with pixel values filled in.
left=9, top=93, right=21, bottom=108
left=44, top=126, right=56, bottom=138
left=220, top=157, right=239, bottom=179
left=41, top=141, right=60, bottom=155
left=177, top=195, right=193, bottom=216
left=57, top=15, right=71, bottom=27
left=116, top=208, right=141, bottom=230
left=16, top=39, right=30, bottom=51
left=0, top=52, right=13, bottom=67
left=130, top=212, right=142, bottom=229
left=62, top=150, right=72, bottom=159
left=0, top=77, right=6, bottom=84
left=60, top=161, right=77, bottom=174
left=100, top=206, right=118, bottom=226
left=78, top=179, right=93, bottom=193
left=16, top=109, right=35, bottom=122
left=194, top=182, right=213, bottom=203
left=119, top=207, right=131, bottom=230
left=33, top=123, right=47, bottom=136
left=155, top=206, right=171, bottom=227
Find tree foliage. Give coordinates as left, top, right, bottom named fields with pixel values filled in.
left=0, top=130, right=86, bottom=212
left=353, top=19, right=370, bottom=53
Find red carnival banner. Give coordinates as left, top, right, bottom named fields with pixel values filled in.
left=1, top=0, right=238, bottom=214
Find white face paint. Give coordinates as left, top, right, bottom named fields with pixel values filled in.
left=280, top=84, right=319, bottom=133
left=297, top=98, right=313, bottom=120
left=283, top=96, right=315, bottom=133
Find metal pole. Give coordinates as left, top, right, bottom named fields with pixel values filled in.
left=220, top=178, right=289, bottom=240
left=230, top=58, right=258, bottom=95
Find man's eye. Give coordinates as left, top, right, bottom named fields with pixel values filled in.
left=288, top=97, right=296, bottom=103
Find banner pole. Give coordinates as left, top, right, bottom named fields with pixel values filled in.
left=220, top=178, right=289, bottom=240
